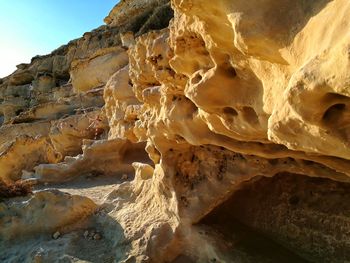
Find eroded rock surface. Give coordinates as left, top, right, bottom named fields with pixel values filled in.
left=1, top=0, right=350, bottom=262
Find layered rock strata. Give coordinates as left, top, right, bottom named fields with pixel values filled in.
left=1, top=0, right=350, bottom=262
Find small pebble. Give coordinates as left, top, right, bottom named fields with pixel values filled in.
left=83, top=230, right=89, bottom=239
left=121, top=174, right=128, bottom=180
left=52, top=231, right=60, bottom=239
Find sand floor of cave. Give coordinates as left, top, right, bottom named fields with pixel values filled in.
left=34, top=172, right=133, bottom=204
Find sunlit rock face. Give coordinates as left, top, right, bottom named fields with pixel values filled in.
left=1, top=0, right=350, bottom=262
left=70, top=47, right=129, bottom=92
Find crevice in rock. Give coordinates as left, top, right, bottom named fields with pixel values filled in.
left=0, top=112, right=4, bottom=126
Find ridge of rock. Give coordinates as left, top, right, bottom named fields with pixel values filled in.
left=1, top=0, right=350, bottom=262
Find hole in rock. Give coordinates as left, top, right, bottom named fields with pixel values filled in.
left=227, top=66, right=237, bottom=78
left=241, top=106, right=259, bottom=125
left=174, top=134, right=186, bottom=143
left=222, top=63, right=237, bottom=78
left=15, top=109, right=24, bottom=116
left=320, top=94, right=350, bottom=140
left=122, top=142, right=153, bottom=166
left=222, top=107, right=238, bottom=116
left=191, top=73, right=203, bottom=85
left=55, top=74, right=70, bottom=86
left=198, top=173, right=350, bottom=262
left=322, top=103, right=346, bottom=123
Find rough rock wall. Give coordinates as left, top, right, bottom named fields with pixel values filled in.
left=0, top=0, right=173, bottom=183
left=1, top=0, right=350, bottom=262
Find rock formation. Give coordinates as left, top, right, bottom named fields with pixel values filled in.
left=1, top=0, right=350, bottom=262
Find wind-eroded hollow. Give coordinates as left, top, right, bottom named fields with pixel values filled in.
left=222, top=107, right=238, bottom=116
left=199, top=173, right=350, bottom=263
left=322, top=103, right=346, bottom=123
left=241, top=106, right=259, bottom=125
left=321, top=97, right=350, bottom=141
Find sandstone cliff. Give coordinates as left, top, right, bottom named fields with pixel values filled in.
left=1, top=0, right=350, bottom=262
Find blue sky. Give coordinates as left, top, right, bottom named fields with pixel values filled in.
left=0, top=0, right=118, bottom=77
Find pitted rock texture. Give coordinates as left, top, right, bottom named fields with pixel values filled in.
left=0, top=190, right=97, bottom=240
left=1, top=0, right=350, bottom=262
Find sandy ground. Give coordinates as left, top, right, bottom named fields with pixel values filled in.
left=34, top=172, right=133, bottom=204
left=0, top=173, right=132, bottom=262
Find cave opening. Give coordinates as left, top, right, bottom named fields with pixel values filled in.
left=122, top=142, right=152, bottom=165
left=197, top=173, right=350, bottom=263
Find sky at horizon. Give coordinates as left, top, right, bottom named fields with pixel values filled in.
left=0, top=0, right=118, bottom=78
